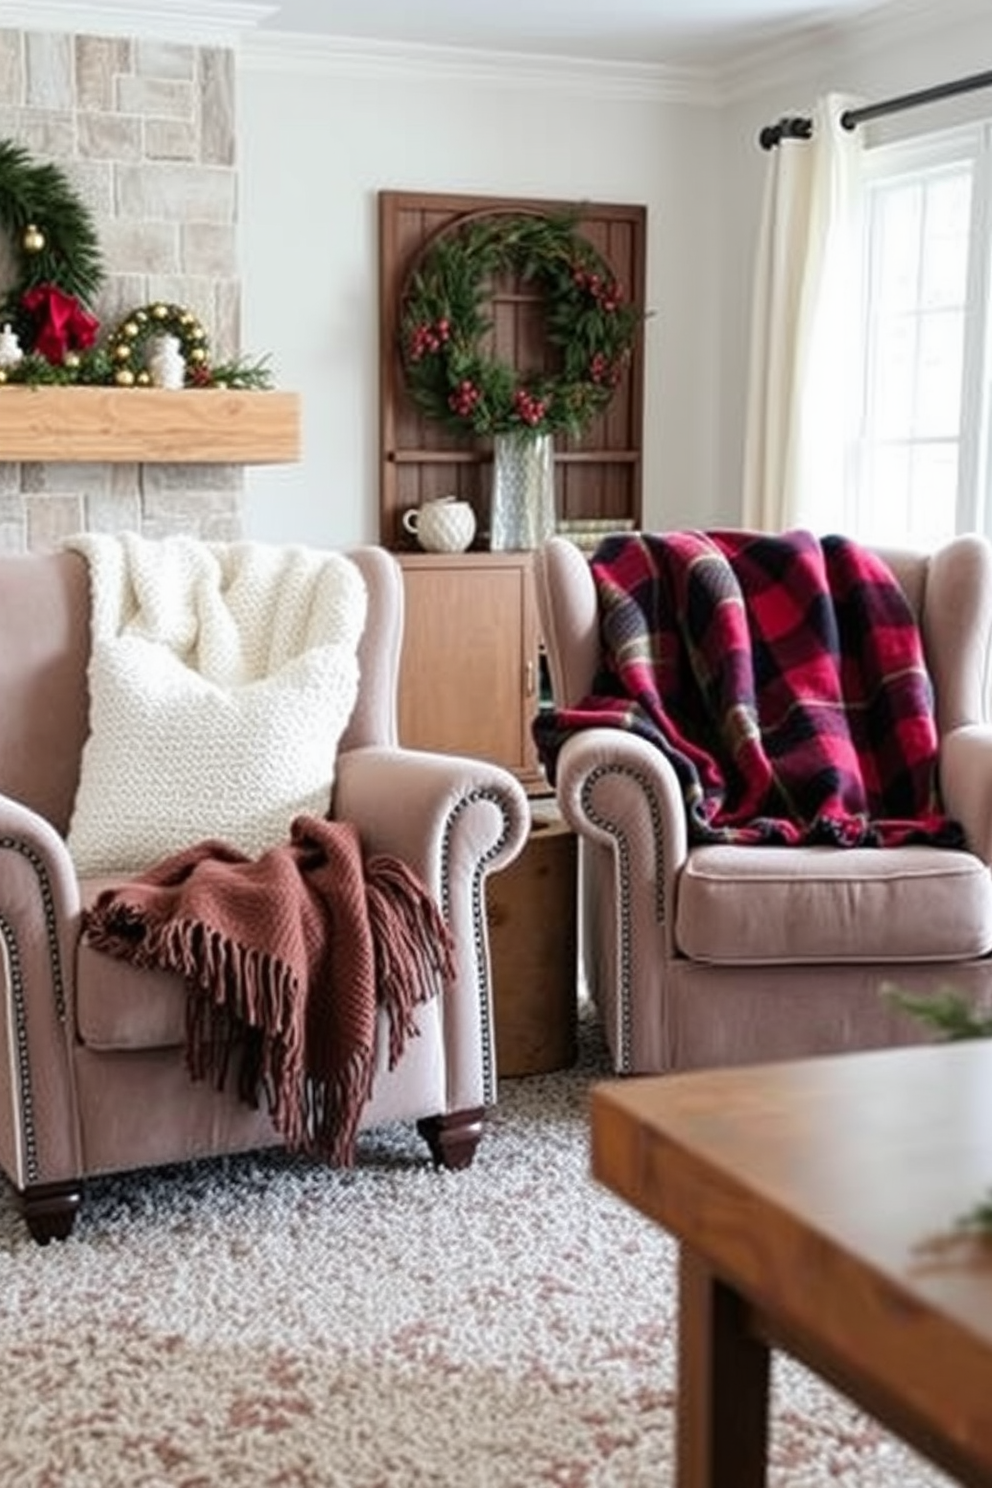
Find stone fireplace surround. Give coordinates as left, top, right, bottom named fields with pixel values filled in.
left=0, top=25, right=247, bottom=552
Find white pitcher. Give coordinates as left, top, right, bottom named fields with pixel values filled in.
left=402, top=497, right=476, bottom=553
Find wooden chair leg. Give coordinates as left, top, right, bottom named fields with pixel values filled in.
left=18, top=1180, right=83, bottom=1244
left=417, top=1106, right=485, bottom=1170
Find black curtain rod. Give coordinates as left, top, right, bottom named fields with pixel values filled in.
left=759, top=68, right=992, bottom=150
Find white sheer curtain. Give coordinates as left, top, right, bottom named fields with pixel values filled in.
left=742, top=93, right=865, bottom=533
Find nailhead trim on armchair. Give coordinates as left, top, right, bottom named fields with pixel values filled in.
left=580, top=764, right=668, bottom=1075
left=441, top=787, right=518, bottom=1107
left=0, top=838, right=67, bottom=1187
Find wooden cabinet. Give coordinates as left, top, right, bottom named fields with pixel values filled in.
left=397, top=552, right=544, bottom=786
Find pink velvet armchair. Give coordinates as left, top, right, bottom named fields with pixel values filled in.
left=534, top=532, right=992, bottom=1075
left=0, top=544, right=529, bottom=1243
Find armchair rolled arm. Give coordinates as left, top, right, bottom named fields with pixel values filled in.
left=552, top=729, right=688, bottom=1074
left=0, top=793, right=84, bottom=1190
left=555, top=728, right=688, bottom=944
left=940, top=725, right=992, bottom=865
left=334, top=745, right=530, bottom=886
left=334, top=746, right=530, bottom=1110
left=0, top=794, right=82, bottom=923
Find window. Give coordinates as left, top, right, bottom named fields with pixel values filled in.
left=850, top=123, right=992, bottom=547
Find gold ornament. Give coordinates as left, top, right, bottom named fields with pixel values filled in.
left=115, top=367, right=135, bottom=386
left=188, top=346, right=207, bottom=364
left=113, top=343, right=132, bottom=361
left=63, top=351, right=80, bottom=369
left=152, top=303, right=168, bottom=320
left=0, top=369, right=6, bottom=385
left=135, top=310, right=148, bottom=323
left=136, top=370, right=151, bottom=386
left=123, top=321, right=139, bottom=338
left=22, top=223, right=45, bottom=253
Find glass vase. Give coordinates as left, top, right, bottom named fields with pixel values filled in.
left=490, top=431, right=556, bottom=551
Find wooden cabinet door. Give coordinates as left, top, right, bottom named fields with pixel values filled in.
left=397, top=553, right=543, bottom=786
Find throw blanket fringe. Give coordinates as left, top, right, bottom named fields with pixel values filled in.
left=367, top=857, right=454, bottom=1068
left=534, top=529, right=965, bottom=848
left=84, top=816, right=456, bottom=1166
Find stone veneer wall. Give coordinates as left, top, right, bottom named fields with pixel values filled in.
left=0, top=27, right=243, bottom=553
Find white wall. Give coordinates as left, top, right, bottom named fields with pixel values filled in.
left=237, top=4, right=991, bottom=550
left=236, top=47, right=724, bottom=547
left=715, top=0, right=992, bottom=521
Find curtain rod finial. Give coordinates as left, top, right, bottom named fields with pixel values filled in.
left=758, top=115, right=814, bottom=150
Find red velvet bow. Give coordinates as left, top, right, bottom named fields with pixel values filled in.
left=20, top=283, right=99, bottom=362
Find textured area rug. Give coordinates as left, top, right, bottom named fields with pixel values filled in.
left=0, top=1009, right=954, bottom=1487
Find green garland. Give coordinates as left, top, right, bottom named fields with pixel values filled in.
left=0, top=138, right=104, bottom=350
left=4, top=301, right=274, bottom=389
left=399, top=212, right=641, bottom=440
left=0, top=139, right=272, bottom=390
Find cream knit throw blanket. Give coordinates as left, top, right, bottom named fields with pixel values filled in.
left=64, top=533, right=368, bottom=877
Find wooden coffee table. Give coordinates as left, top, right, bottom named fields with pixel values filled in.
left=591, top=1043, right=992, bottom=1487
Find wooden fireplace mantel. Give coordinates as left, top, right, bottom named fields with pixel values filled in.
left=0, top=386, right=301, bottom=464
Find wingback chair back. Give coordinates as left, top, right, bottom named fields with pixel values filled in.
left=0, top=542, right=529, bottom=1243
left=534, top=532, right=992, bottom=1075
left=0, top=551, right=90, bottom=832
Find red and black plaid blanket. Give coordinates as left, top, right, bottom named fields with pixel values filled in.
left=533, top=529, right=964, bottom=847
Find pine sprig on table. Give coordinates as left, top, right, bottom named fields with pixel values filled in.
left=957, top=1189, right=992, bottom=1236
left=886, top=987, right=992, bottom=1041
left=886, top=985, right=992, bottom=1235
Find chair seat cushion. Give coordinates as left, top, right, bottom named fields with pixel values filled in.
left=676, top=844, right=992, bottom=964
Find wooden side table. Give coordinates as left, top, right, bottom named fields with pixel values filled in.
left=486, top=810, right=578, bottom=1077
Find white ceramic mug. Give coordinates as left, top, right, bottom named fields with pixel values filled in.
left=402, top=497, right=476, bottom=553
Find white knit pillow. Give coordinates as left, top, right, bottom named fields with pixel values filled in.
left=68, top=631, right=363, bottom=877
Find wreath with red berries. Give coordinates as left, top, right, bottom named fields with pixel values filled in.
left=398, top=211, right=641, bottom=439
left=0, top=137, right=103, bottom=368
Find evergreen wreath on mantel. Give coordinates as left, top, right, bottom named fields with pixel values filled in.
left=0, top=137, right=104, bottom=362
left=0, top=137, right=273, bottom=389
left=399, top=210, right=642, bottom=440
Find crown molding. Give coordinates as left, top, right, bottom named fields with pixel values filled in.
left=715, top=21, right=837, bottom=103
left=239, top=30, right=720, bottom=107
left=716, top=0, right=992, bottom=104
left=0, top=1, right=277, bottom=45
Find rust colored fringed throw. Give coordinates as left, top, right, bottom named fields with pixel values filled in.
left=83, top=815, right=456, bottom=1166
